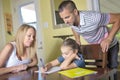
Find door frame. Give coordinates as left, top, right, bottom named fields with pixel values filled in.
left=0, top=0, right=6, bottom=50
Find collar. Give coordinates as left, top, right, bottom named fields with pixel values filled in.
left=80, top=13, right=85, bottom=26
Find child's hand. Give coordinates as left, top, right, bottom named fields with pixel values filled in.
left=62, top=51, right=73, bottom=59
left=40, top=66, right=48, bottom=73
left=66, top=52, right=77, bottom=59
left=75, top=55, right=81, bottom=60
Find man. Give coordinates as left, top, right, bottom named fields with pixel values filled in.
left=58, top=1, right=120, bottom=69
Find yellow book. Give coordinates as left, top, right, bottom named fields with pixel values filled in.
left=58, top=68, right=97, bottom=78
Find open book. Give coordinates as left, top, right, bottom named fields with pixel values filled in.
left=35, top=66, right=61, bottom=74
left=58, top=68, right=97, bottom=78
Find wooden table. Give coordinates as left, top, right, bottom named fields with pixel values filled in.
left=0, top=67, right=116, bottom=80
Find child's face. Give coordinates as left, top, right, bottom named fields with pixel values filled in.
left=61, top=46, right=74, bottom=58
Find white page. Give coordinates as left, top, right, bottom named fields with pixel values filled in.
left=35, top=66, right=61, bottom=74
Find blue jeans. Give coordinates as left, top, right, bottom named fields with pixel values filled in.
left=107, top=42, right=119, bottom=68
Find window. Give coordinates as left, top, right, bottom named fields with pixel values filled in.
left=20, top=3, right=37, bottom=28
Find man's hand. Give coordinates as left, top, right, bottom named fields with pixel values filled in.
left=100, top=38, right=112, bottom=53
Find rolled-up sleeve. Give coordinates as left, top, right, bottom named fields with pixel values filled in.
left=73, top=59, right=85, bottom=67
left=73, top=54, right=85, bottom=67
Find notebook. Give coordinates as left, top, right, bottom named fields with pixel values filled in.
left=35, top=66, right=61, bottom=74
left=58, top=68, right=97, bottom=78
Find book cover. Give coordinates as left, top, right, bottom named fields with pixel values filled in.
left=58, top=68, right=97, bottom=78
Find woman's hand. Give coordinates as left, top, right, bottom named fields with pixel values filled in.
left=12, top=64, right=28, bottom=73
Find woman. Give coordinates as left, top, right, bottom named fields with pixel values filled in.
left=0, top=24, right=38, bottom=75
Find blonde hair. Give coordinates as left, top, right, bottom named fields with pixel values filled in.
left=15, top=24, right=36, bottom=58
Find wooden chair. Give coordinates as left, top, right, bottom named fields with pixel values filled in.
left=81, top=44, right=107, bottom=68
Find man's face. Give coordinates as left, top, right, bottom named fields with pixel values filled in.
left=59, top=8, right=76, bottom=26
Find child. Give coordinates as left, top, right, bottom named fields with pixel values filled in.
left=41, top=38, right=85, bottom=73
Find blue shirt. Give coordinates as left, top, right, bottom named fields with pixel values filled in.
left=57, top=53, right=85, bottom=67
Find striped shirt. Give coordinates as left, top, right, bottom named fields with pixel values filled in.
left=72, top=11, right=117, bottom=48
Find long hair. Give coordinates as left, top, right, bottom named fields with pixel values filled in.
left=61, top=38, right=81, bottom=53
left=15, top=24, right=36, bottom=58
left=58, top=0, right=77, bottom=13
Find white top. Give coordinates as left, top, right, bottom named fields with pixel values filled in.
left=5, top=42, right=31, bottom=67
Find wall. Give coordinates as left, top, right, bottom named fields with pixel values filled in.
left=2, top=0, right=14, bottom=43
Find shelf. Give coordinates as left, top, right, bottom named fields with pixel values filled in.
left=53, top=35, right=73, bottom=40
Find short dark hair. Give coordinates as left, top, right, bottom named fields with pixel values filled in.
left=62, top=38, right=81, bottom=53
left=58, top=1, right=77, bottom=12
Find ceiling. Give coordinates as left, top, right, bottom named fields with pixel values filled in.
left=99, top=0, right=120, bottom=13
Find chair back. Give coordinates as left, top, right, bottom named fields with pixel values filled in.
left=81, top=44, right=107, bottom=68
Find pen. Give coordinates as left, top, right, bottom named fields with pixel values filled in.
left=40, top=58, right=45, bottom=68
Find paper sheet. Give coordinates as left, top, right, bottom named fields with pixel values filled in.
left=35, top=66, right=61, bottom=74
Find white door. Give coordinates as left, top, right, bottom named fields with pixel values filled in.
left=10, top=0, right=44, bottom=63
left=0, top=0, right=6, bottom=51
